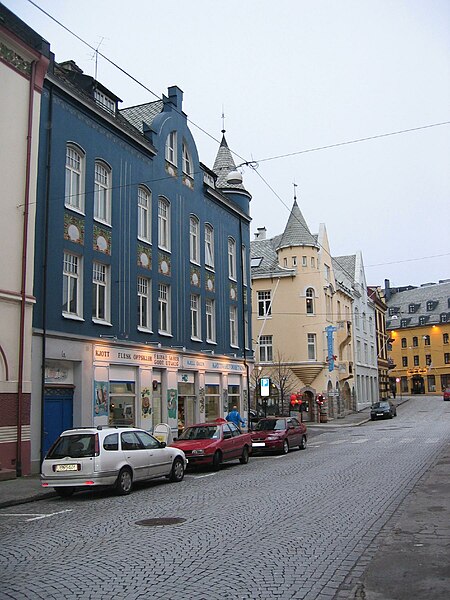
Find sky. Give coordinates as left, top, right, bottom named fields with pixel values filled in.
left=5, top=0, right=450, bottom=288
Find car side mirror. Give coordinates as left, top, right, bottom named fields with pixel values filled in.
left=173, top=437, right=178, bottom=442
left=159, top=441, right=167, bottom=448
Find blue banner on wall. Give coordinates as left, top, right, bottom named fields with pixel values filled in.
left=325, top=325, right=337, bottom=372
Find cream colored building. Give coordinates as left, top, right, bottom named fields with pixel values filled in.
left=250, top=201, right=354, bottom=421
left=0, top=6, right=50, bottom=476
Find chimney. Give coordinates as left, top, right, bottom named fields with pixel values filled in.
left=384, top=279, right=391, bottom=301
left=255, top=227, right=267, bottom=240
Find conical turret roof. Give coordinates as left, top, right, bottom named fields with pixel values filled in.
left=276, top=200, right=318, bottom=249
left=212, top=133, right=248, bottom=192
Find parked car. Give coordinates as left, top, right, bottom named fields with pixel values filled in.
left=250, top=417, right=307, bottom=454
left=370, top=400, right=397, bottom=420
left=170, top=418, right=252, bottom=470
left=443, top=388, right=450, bottom=401
left=41, top=426, right=187, bottom=497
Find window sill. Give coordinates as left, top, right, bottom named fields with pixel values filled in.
left=63, top=313, right=85, bottom=322
left=158, top=331, right=173, bottom=338
left=138, top=327, right=153, bottom=334
left=93, top=217, right=112, bottom=228
left=92, top=318, right=112, bottom=326
left=137, top=237, right=152, bottom=245
left=64, top=205, right=85, bottom=216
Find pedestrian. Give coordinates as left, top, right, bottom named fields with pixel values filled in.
left=226, top=405, right=245, bottom=429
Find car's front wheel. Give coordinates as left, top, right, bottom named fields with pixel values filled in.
left=299, top=435, right=307, bottom=450
left=239, top=446, right=249, bottom=464
left=169, top=457, right=185, bottom=482
left=212, top=451, right=222, bottom=471
left=281, top=439, right=289, bottom=455
left=116, top=467, right=133, bottom=495
left=55, top=487, right=74, bottom=498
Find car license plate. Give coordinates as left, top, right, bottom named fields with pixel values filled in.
left=252, top=442, right=266, bottom=447
left=376, top=413, right=383, bottom=417
left=55, top=464, right=78, bottom=472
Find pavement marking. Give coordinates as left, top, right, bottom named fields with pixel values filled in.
left=0, top=509, right=72, bottom=522
left=350, top=438, right=369, bottom=444
left=186, top=472, right=218, bottom=479
left=424, top=439, right=440, bottom=443
left=329, top=440, right=348, bottom=445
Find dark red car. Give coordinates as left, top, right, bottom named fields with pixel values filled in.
left=250, top=417, right=307, bottom=454
left=443, top=388, right=450, bottom=401
left=170, top=418, right=252, bottom=470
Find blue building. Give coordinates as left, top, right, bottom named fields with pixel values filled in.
left=31, top=56, right=252, bottom=471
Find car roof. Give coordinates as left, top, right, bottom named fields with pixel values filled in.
left=60, top=426, right=143, bottom=436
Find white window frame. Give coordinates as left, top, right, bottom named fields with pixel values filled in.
left=230, top=305, right=238, bottom=347
left=205, top=224, right=214, bottom=269
left=228, top=237, right=236, bottom=280
left=259, top=335, right=273, bottom=362
left=138, top=186, right=151, bottom=242
left=190, top=294, right=201, bottom=340
left=206, top=298, right=216, bottom=343
left=307, top=333, right=316, bottom=360
left=138, top=276, right=152, bottom=331
left=94, top=89, right=116, bottom=114
left=306, top=288, right=315, bottom=315
left=190, top=216, right=200, bottom=264
left=158, top=196, right=171, bottom=251
left=258, top=290, right=272, bottom=318
left=165, top=131, right=177, bottom=165
left=63, top=252, right=83, bottom=319
left=92, top=261, right=110, bottom=323
left=65, top=144, right=85, bottom=213
left=94, top=160, right=111, bottom=225
left=182, top=142, right=193, bottom=177
left=158, top=283, right=171, bottom=334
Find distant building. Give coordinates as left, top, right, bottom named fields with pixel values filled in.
left=0, top=5, right=50, bottom=476
left=367, top=286, right=390, bottom=399
left=385, top=279, right=450, bottom=395
left=29, top=53, right=252, bottom=472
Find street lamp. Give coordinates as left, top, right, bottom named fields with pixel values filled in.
left=225, top=161, right=259, bottom=185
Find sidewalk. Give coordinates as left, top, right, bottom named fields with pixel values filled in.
left=0, top=398, right=409, bottom=509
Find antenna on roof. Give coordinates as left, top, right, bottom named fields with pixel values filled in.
left=293, top=182, right=298, bottom=201
left=89, top=36, right=106, bottom=80
left=221, top=105, right=225, bottom=134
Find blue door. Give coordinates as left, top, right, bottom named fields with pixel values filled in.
left=42, top=389, right=74, bottom=458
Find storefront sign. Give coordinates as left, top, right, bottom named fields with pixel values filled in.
left=94, top=346, right=180, bottom=368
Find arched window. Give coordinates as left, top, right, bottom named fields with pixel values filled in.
left=228, top=237, right=236, bottom=279
left=94, top=160, right=111, bottom=224
left=138, top=186, right=151, bottom=242
left=205, top=224, right=214, bottom=268
left=182, top=142, right=193, bottom=177
left=165, top=131, right=177, bottom=165
left=189, top=215, right=200, bottom=263
left=158, top=196, right=170, bottom=250
left=65, top=143, right=85, bottom=212
left=306, top=288, right=315, bottom=314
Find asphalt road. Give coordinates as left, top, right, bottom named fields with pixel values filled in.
left=0, top=397, right=448, bottom=600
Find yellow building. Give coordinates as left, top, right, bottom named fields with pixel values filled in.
left=386, top=281, right=450, bottom=396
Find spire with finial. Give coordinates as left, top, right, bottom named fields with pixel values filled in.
left=276, top=183, right=317, bottom=250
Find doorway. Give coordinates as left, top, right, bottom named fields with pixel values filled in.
left=42, top=387, right=74, bottom=458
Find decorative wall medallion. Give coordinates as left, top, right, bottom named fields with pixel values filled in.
left=191, top=266, right=200, bottom=287
left=93, top=225, right=111, bottom=254
left=165, top=161, right=177, bottom=178
left=206, top=274, right=215, bottom=292
left=158, top=252, right=171, bottom=276
left=64, top=213, right=84, bottom=245
left=230, top=283, right=237, bottom=300
left=182, top=175, right=194, bottom=190
left=137, top=244, right=152, bottom=270
left=0, top=42, right=31, bottom=76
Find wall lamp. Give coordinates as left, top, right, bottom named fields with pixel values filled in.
left=226, top=160, right=259, bottom=185
left=171, top=345, right=186, bottom=351
left=99, top=335, right=117, bottom=340
left=201, top=349, right=215, bottom=354
left=146, top=341, right=162, bottom=348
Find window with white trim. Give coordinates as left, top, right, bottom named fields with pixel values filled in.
left=206, top=298, right=216, bottom=343
left=241, top=244, right=247, bottom=284
left=258, top=290, right=271, bottom=317
left=307, top=333, right=316, bottom=360
left=205, top=224, right=214, bottom=269
left=63, top=252, right=82, bottom=317
left=259, top=335, right=273, bottom=362
left=94, top=161, right=111, bottom=224
left=94, top=89, right=116, bottom=114
left=230, top=305, right=238, bottom=346
left=65, top=144, right=85, bottom=212
left=190, top=294, right=201, bottom=340
left=158, top=283, right=171, bottom=334
left=138, top=276, right=151, bottom=330
left=306, top=288, right=315, bottom=314
left=92, top=261, right=110, bottom=322
left=158, top=197, right=170, bottom=250
left=138, top=186, right=151, bottom=242
left=228, top=237, right=236, bottom=280
left=190, top=216, right=200, bottom=263
left=165, top=131, right=177, bottom=165
left=182, top=142, right=193, bottom=177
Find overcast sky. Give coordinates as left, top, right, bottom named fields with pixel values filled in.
left=6, top=0, right=450, bottom=288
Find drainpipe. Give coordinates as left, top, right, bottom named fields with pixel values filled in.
left=16, top=60, right=37, bottom=477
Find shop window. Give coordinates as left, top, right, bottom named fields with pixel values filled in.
left=109, top=382, right=135, bottom=427
left=205, top=384, right=220, bottom=420
left=228, top=384, right=241, bottom=413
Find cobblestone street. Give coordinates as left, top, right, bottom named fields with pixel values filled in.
left=1, top=397, right=449, bottom=600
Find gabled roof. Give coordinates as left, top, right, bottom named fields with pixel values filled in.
left=276, top=201, right=317, bottom=250
left=386, top=281, right=450, bottom=329
left=333, top=255, right=356, bottom=287
left=212, top=134, right=247, bottom=192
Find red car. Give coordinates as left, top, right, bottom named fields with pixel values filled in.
left=250, top=417, right=307, bottom=454
left=444, top=388, right=450, bottom=401
left=170, top=418, right=252, bottom=470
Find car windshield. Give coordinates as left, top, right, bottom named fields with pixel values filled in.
left=178, top=426, right=220, bottom=440
left=46, top=434, right=95, bottom=459
left=255, top=419, right=286, bottom=431
left=373, top=402, right=389, bottom=409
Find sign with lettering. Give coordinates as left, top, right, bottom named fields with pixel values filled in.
left=94, top=346, right=180, bottom=368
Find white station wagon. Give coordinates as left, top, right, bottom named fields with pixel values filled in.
left=41, top=426, right=187, bottom=497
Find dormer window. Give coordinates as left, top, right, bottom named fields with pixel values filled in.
left=165, top=131, right=177, bottom=165
left=94, top=89, right=116, bottom=114
left=427, top=300, right=435, bottom=311
left=408, top=303, right=416, bottom=313
left=400, top=318, right=408, bottom=327
left=442, top=314, right=448, bottom=323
